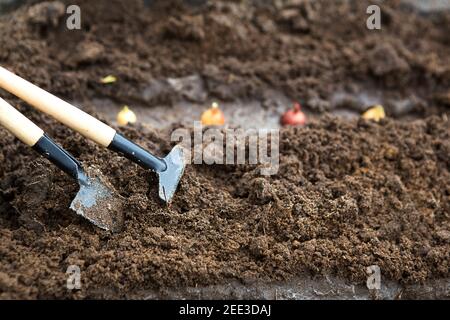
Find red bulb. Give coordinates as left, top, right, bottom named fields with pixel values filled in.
left=281, top=102, right=306, bottom=126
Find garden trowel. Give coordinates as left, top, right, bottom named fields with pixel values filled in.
left=0, top=96, right=124, bottom=232
left=0, top=66, right=185, bottom=202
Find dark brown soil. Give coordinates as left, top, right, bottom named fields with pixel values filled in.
left=0, top=0, right=449, bottom=299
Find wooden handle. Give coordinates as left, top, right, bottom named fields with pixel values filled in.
left=0, top=66, right=116, bottom=147
left=0, top=97, right=44, bottom=146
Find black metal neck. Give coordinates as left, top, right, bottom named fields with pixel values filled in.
left=108, top=133, right=167, bottom=173
left=33, top=134, right=87, bottom=184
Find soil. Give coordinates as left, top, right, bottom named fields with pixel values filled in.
left=0, top=0, right=449, bottom=299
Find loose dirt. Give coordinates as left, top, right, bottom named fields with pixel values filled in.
left=0, top=0, right=449, bottom=299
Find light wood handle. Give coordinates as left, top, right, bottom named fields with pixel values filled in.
left=0, top=66, right=116, bottom=147
left=0, top=97, right=44, bottom=146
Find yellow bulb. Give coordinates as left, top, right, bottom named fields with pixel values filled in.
left=100, top=75, right=117, bottom=84
left=362, top=105, right=385, bottom=122
left=117, top=106, right=137, bottom=126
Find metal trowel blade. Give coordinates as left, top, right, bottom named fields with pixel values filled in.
left=70, top=167, right=124, bottom=232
